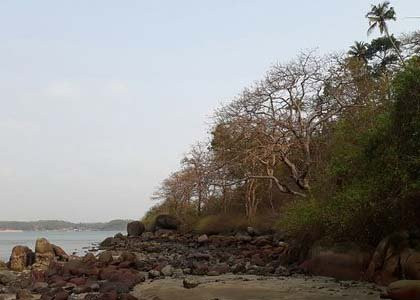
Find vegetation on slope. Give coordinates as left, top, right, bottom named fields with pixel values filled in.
left=143, top=2, right=420, bottom=245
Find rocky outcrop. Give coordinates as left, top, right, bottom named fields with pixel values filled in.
left=34, top=238, right=55, bottom=267
left=367, top=231, right=420, bottom=285
left=8, top=246, right=35, bottom=272
left=384, top=280, right=420, bottom=300
left=153, top=215, right=180, bottom=231
left=32, top=238, right=69, bottom=270
left=300, top=243, right=372, bottom=281
left=127, top=221, right=145, bottom=237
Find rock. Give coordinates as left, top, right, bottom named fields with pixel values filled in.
left=31, top=282, right=48, bottom=293
left=52, top=245, right=68, bottom=261
left=63, top=259, right=99, bottom=277
left=191, top=262, right=208, bottom=275
left=119, top=252, right=136, bottom=263
left=0, top=294, right=17, bottom=300
left=98, top=251, right=113, bottom=264
left=148, top=270, right=160, bottom=279
left=54, top=291, right=69, bottom=300
left=183, top=278, right=200, bottom=289
left=82, top=253, right=97, bottom=264
left=99, top=237, right=115, bottom=248
left=197, top=234, right=209, bottom=244
left=69, top=277, right=86, bottom=286
left=404, top=251, right=420, bottom=280
left=0, top=271, right=18, bottom=285
left=301, top=242, right=372, bottom=281
left=114, top=233, right=124, bottom=239
left=209, top=263, right=229, bottom=276
left=127, top=221, right=145, bottom=237
left=161, top=265, right=174, bottom=277
left=9, top=246, right=35, bottom=272
left=35, top=239, right=53, bottom=254
left=141, top=232, right=154, bottom=240
left=118, top=294, right=137, bottom=300
left=99, top=267, right=145, bottom=288
left=0, top=260, right=7, bottom=270
left=16, top=289, right=33, bottom=300
left=367, top=232, right=414, bottom=285
left=274, top=266, right=291, bottom=276
left=247, top=227, right=260, bottom=236
left=34, top=238, right=55, bottom=267
left=386, top=280, right=420, bottom=300
left=235, top=232, right=252, bottom=242
left=153, top=215, right=180, bottom=231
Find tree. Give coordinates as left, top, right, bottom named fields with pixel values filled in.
left=215, top=51, right=362, bottom=198
left=366, top=1, right=404, bottom=63
left=348, top=41, right=369, bottom=63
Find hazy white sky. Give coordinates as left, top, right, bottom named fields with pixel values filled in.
left=1, top=1, right=419, bottom=222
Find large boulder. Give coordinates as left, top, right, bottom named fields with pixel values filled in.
left=153, top=215, right=180, bottom=231
left=127, top=221, right=145, bottom=237
left=9, top=246, right=35, bottom=272
left=35, top=238, right=54, bottom=254
left=300, top=242, right=372, bottom=281
left=34, top=238, right=55, bottom=267
left=367, top=231, right=420, bottom=285
left=52, top=244, right=69, bottom=261
left=385, top=280, right=420, bottom=300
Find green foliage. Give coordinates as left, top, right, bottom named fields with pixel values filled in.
left=281, top=58, right=420, bottom=245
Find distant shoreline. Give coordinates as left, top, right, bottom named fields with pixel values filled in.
left=0, top=219, right=132, bottom=232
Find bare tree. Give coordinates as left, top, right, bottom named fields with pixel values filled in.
left=215, top=51, right=361, bottom=198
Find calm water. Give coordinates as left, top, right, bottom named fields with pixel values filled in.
left=0, top=231, right=121, bottom=261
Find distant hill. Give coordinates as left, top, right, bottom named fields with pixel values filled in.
left=0, top=219, right=132, bottom=231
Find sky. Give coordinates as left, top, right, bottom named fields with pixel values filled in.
left=1, top=1, right=419, bottom=222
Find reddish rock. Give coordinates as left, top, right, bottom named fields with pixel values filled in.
left=52, top=245, right=69, bottom=261
left=69, top=277, right=87, bottom=286
left=386, top=280, right=420, bottom=300
left=404, top=251, right=420, bottom=280
left=98, top=251, right=113, bottom=264
left=83, top=253, right=97, bottom=264
left=54, top=290, right=69, bottom=300
left=99, top=267, right=144, bottom=288
left=99, top=291, right=118, bottom=300
left=31, top=269, right=46, bottom=282
left=63, top=259, right=99, bottom=277
left=251, top=254, right=265, bottom=266
left=367, top=232, right=414, bottom=285
left=119, top=293, right=138, bottom=300
left=192, top=262, right=209, bottom=275
left=119, top=261, right=133, bottom=269
left=301, top=243, right=372, bottom=281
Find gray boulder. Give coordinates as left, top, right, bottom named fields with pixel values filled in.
left=127, top=221, right=145, bottom=237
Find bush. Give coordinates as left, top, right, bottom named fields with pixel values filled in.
left=194, top=214, right=276, bottom=235
left=194, top=215, right=248, bottom=235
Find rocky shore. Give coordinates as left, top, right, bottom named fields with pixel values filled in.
left=0, top=217, right=419, bottom=300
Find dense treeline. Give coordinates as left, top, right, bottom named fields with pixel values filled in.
left=143, top=2, right=420, bottom=245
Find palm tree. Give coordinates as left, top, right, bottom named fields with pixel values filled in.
left=348, top=41, right=369, bottom=63
left=366, top=1, right=404, bottom=63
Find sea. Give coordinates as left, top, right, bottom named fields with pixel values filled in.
left=0, top=230, right=121, bottom=261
